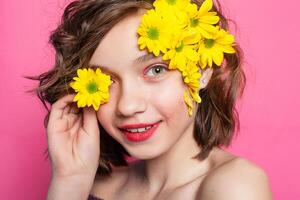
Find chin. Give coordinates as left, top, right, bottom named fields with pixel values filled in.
left=124, top=143, right=170, bottom=161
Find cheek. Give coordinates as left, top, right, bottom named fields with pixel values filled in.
left=96, top=71, right=190, bottom=129
left=96, top=102, right=114, bottom=131
left=96, top=84, right=119, bottom=127
left=152, top=74, right=188, bottom=120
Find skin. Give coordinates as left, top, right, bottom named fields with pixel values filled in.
left=46, top=95, right=100, bottom=200
left=88, top=10, right=273, bottom=200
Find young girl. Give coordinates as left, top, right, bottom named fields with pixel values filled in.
left=29, top=0, right=272, bottom=199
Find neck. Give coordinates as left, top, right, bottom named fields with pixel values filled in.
left=136, top=122, right=213, bottom=194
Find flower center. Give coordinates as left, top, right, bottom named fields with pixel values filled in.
left=190, top=18, right=199, bottom=27
left=147, top=27, right=159, bottom=40
left=86, top=81, right=98, bottom=94
left=175, top=41, right=184, bottom=52
left=204, top=39, right=215, bottom=49
left=167, top=0, right=177, bottom=5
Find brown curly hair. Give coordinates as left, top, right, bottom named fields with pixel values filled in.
left=25, top=0, right=246, bottom=176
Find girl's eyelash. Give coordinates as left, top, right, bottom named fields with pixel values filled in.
left=109, top=63, right=168, bottom=83
left=109, top=75, right=117, bottom=83
left=144, top=64, right=168, bottom=77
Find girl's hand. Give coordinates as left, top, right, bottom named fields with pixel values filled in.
left=46, top=94, right=100, bottom=180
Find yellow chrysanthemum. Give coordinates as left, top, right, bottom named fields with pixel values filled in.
left=137, top=9, right=172, bottom=56
left=69, top=68, right=112, bottom=111
left=162, top=31, right=200, bottom=70
left=153, top=0, right=190, bottom=11
left=184, top=90, right=194, bottom=116
left=198, top=27, right=236, bottom=68
left=135, top=0, right=237, bottom=117
left=179, top=61, right=202, bottom=103
left=153, top=0, right=190, bottom=30
left=185, top=0, right=220, bottom=38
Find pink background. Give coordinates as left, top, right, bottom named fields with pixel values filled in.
left=1, top=0, right=299, bottom=199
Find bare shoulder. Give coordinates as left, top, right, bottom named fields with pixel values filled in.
left=198, top=156, right=273, bottom=200
left=90, top=164, right=130, bottom=199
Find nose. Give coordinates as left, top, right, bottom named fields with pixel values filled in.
left=116, top=80, right=147, bottom=117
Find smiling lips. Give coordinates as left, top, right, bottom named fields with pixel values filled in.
left=119, top=121, right=161, bottom=142
left=119, top=121, right=161, bottom=130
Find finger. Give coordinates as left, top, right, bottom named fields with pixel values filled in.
left=69, top=102, right=81, bottom=115
left=64, top=101, right=78, bottom=116
left=66, top=113, right=82, bottom=131
left=62, top=104, right=71, bottom=116
left=63, top=103, right=78, bottom=116
left=68, top=114, right=83, bottom=138
left=82, top=106, right=99, bottom=137
left=49, top=94, right=76, bottom=121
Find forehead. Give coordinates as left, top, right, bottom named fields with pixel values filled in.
left=89, top=10, right=152, bottom=71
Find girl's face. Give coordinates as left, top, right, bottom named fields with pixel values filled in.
left=89, top=11, right=198, bottom=159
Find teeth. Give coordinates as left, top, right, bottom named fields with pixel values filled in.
left=125, top=125, right=152, bottom=133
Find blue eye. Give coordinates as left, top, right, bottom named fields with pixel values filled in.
left=145, top=64, right=168, bottom=77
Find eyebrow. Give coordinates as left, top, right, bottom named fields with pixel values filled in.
left=134, top=53, right=158, bottom=64
left=89, top=53, right=162, bottom=74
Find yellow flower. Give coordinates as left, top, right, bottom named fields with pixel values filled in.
left=188, top=86, right=201, bottom=105
left=137, top=9, right=172, bottom=56
left=153, top=0, right=190, bottom=11
left=136, top=0, right=237, bottom=117
left=179, top=61, right=202, bottom=116
left=153, top=0, right=190, bottom=27
left=180, top=62, right=201, bottom=91
left=185, top=0, right=219, bottom=38
left=69, top=68, right=112, bottom=111
left=198, top=27, right=236, bottom=68
left=162, top=31, right=200, bottom=70
left=184, top=90, right=194, bottom=116
left=179, top=61, right=202, bottom=103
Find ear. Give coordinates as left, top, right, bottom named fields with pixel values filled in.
left=199, top=68, right=213, bottom=89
